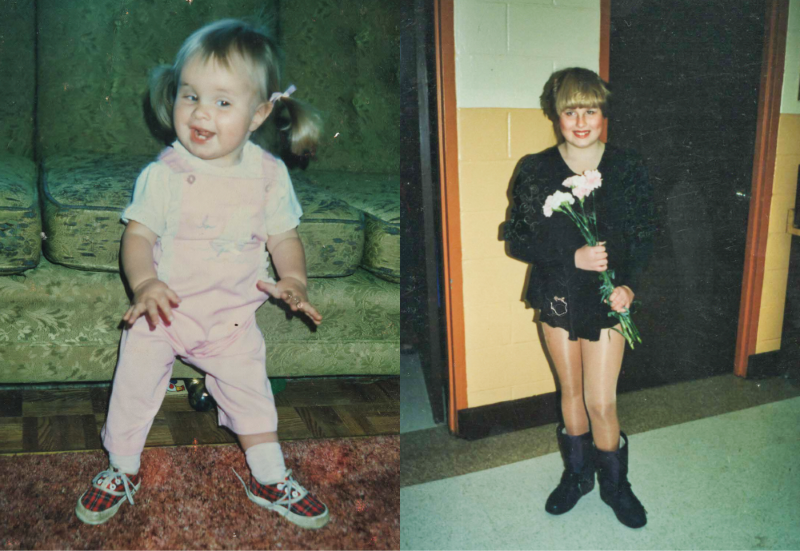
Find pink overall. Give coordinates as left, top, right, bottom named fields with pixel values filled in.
left=102, top=147, right=286, bottom=457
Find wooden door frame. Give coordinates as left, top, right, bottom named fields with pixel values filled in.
left=735, top=0, right=789, bottom=377
left=434, top=0, right=467, bottom=433
left=600, top=0, right=610, bottom=141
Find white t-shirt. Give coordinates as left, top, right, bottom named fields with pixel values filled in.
left=121, top=140, right=302, bottom=239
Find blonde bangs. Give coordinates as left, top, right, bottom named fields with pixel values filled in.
left=174, top=20, right=280, bottom=103
left=554, top=73, right=608, bottom=115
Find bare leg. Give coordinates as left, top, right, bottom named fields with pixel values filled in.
left=238, top=431, right=279, bottom=451
left=542, top=324, right=590, bottom=436
left=581, top=326, right=625, bottom=451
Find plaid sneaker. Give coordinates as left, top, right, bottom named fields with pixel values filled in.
left=75, top=467, right=141, bottom=525
left=234, top=469, right=329, bottom=529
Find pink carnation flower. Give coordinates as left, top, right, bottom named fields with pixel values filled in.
left=562, top=170, right=603, bottom=200
left=583, top=169, right=602, bottom=191
left=572, top=185, right=592, bottom=200
left=562, top=174, right=586, bottom=191
left=543, top=191, right=575, bottom=217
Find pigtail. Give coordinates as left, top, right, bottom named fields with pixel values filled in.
left=149, top=65, right=177, bottom=132
left=274, top=95, right=322, bottom=156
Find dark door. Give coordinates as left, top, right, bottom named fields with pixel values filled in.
left=608, top=0, right=765, bottom=391
left=400, top=0, right=447, bottom=423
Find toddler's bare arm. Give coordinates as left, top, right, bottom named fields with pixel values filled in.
left=259, top=229, right=322, bottom=325
left=121, top=221, right=181, bottom=328
left=122, top=221, right=158, bottom=290
left=266, top=228, right=308, bottom=286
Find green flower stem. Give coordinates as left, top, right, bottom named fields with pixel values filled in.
left=555, top=198, right=642, bottom=350
left=560, top=205, right=595, bottom=244
left=599, top=270, right=641, bottom=349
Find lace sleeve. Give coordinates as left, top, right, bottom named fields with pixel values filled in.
left=503, top=156, right=537, bottom=261
left=503, top=154, right=578, bottom=271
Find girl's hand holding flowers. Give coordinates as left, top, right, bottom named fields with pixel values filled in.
left=608, top=285, right=634, bottom=313
left=575, top=242, right=608, bottom=272
left=123, top=278, right=182, bottom=329
left=257, top=277, right=323, bottom=326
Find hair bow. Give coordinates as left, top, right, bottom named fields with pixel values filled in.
left=269, top=84, right=297, bottom=104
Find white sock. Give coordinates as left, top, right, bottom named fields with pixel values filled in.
left=245, top=442, right=286, bottom=484
left=109, top=452, right=141, bottom=475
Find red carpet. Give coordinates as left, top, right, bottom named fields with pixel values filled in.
left=0, top=436, right=398, bottom=550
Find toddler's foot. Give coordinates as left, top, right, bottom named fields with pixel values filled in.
left=235, top=469, right=329, bottom=529
left=75, top=467, right=140, bottom=525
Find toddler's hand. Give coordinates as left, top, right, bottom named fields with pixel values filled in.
left=575, top=242, right=608, bottom=272
left=608, top=285, right=634, bottom=313
left=257, top=277, right=323, bottom=326
left=123, top=278, right=181, bottom=329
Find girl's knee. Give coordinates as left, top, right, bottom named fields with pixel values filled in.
left=560, top=383, right=584, bottom=402
left=585, top=399, right=617, bottom=422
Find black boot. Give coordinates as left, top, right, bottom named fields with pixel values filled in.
left=595, top=432, right=647, bottom=528
left=545, top=423, right=595, bottom=515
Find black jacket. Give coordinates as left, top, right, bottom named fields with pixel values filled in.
left=503, top=144, right=656, bottom=340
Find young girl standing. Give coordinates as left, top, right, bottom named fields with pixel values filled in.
left=504, top=68, right=655, bottom=528
left=76, top=19, right=329, bottom=529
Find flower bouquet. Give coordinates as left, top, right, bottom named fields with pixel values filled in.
left=543, top=170, right=642, bottom=349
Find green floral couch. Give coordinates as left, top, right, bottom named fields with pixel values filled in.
left=0, top=0, right=399, bottom=385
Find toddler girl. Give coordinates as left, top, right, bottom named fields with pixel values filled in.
left=75, top=19, right=329, bottom=530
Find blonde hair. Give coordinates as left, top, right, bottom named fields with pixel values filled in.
left=149, top=19, right=321, bottom=155
left=540, top=67, right=611, bottom=122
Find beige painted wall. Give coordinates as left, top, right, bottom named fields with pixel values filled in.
left=755, top=0, right=800, bottom=354
left=454, top=0, right=601, bottom=407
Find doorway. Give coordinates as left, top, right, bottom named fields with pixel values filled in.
left=400, top=0, right=448, bottom=430
left=607, top=0, right=766, bottom=392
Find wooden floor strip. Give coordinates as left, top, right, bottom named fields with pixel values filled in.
left=0, top=418, right=23, bottom=453
left=0, top=378, right=398, bottom=455
left=0, top=390, right=22, bottom=417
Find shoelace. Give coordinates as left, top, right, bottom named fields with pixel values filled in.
left=233, top=468, right=308, bottom=510
left=93, top=468, right=136, bottom=505
left=272, top=470, right=308, bottom=508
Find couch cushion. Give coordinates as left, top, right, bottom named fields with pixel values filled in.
left=291, top=179, right=364, bottom=277
left=0, top=258, right=399, bottom=383
left=0, top=155, right=41, bottom=274
left=292, top=171, right=399, bottom=282
left=40, top=153, right=364, bottom=277
left=41, top=154, right=151, bottom=272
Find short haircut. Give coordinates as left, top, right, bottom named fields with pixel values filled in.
left=540, top=67, right=611, bottom=122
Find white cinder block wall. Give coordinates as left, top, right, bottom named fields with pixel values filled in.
left=454, top=0, right=601, bottom=408
left=781, top=0, right=800, bottom=115
left=456, top=0, right=600, bottom=109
